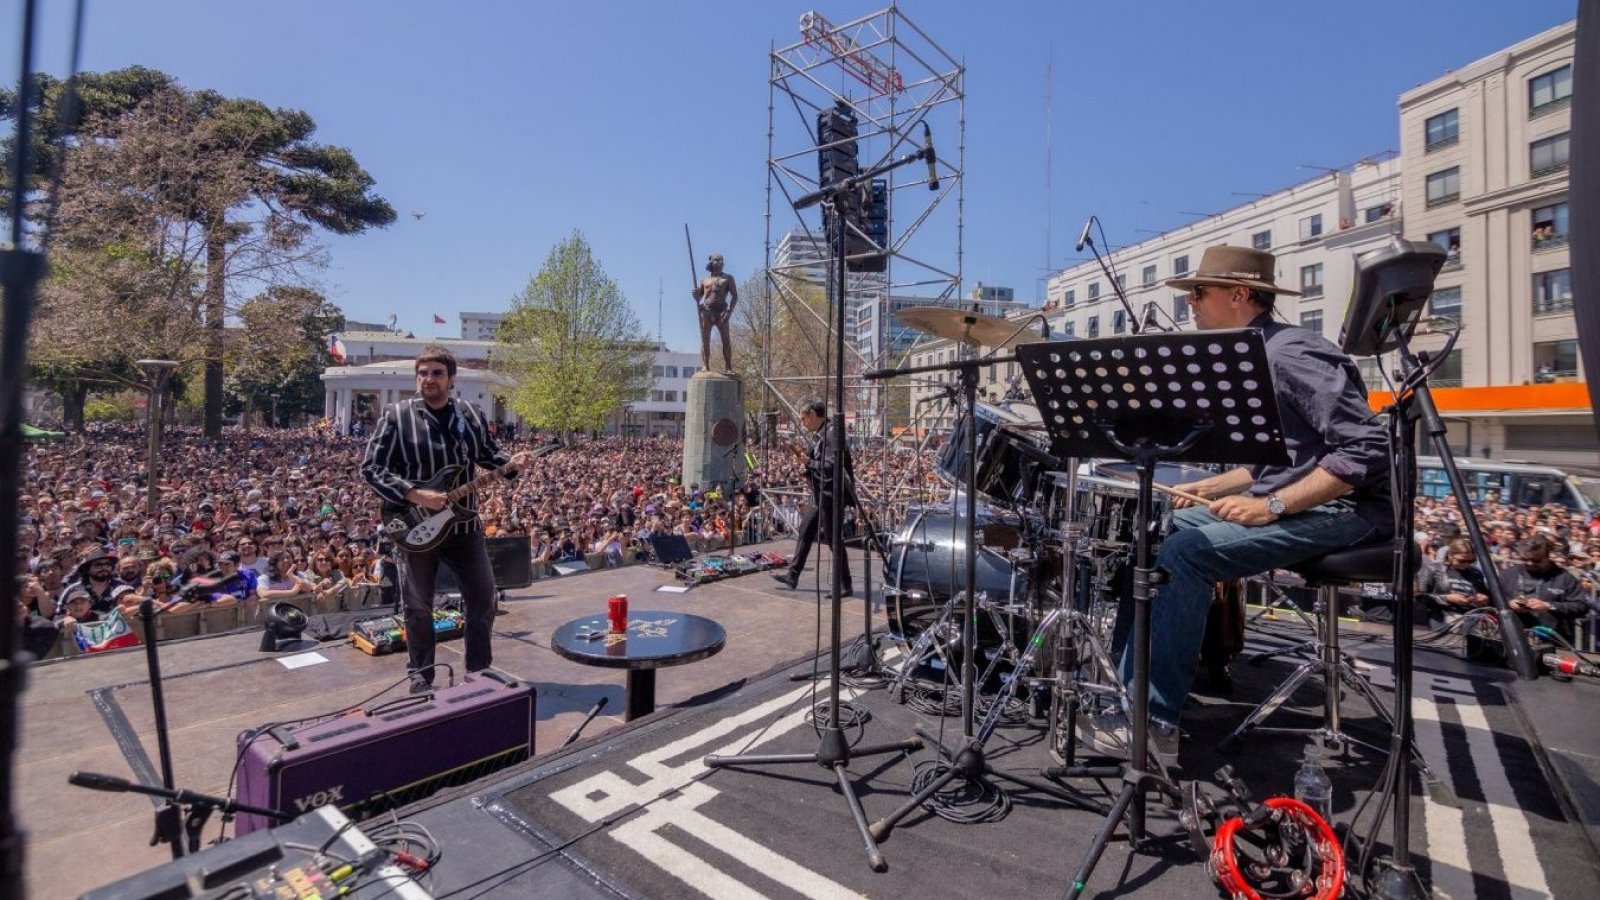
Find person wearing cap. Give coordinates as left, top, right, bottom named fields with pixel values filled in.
left=1084, top=245, right=1394, bottom=764
left=361, top=345, right=537, bottom=693
left=58, top=548, right=126, bottom=617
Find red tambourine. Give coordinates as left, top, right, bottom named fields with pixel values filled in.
left=1210, top=796, right=1344, bottom=900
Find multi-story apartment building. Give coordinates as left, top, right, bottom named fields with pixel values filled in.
left=1394, top=20, right=1590, bottom=470
left=459, top=311, right=507, bottom=341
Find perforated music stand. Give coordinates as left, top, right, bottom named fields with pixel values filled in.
left=1016, top=329, right=1289, bottom=899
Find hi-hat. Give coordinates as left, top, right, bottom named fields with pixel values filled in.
left=897, top=307, right=1047, bottom=348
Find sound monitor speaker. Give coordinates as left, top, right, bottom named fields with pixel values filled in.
left=650, top=534, right=694, bottom=565
left=486, top=535, right=533, bottom=588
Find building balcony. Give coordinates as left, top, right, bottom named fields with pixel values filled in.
left=1530, top=95, right=1571, bottom=120
left=1533, top=295, right=1575, bottom=316
left=1531, top=161, right=1569, bottom=179
left=1532, top=232, right=1569, bottom=252
left=1439, top=257, right=1463, bottom=272
left=1425, top=192, right=1460, bottom=209
left=1425, top=134, right=1459, bottom=153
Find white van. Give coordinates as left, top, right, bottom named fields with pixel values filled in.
left=1417, top=456, right=1592, bottom=515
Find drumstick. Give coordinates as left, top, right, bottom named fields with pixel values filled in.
left=1098, top=474, right=1211, bottom=506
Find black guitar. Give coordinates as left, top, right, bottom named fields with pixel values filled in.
left=380, top=443, right=559, bottom=552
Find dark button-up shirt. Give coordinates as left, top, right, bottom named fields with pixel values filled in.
left=1245, top=313, right=1393, bottom=532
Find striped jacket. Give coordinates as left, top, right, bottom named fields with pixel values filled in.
left=360, top=397, right=514, bottom=527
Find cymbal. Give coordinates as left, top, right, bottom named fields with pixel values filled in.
left=897, top=307, right=1047, bottom=348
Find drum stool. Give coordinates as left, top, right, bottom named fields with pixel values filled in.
left=1218, top=542, right=1397, bottom=755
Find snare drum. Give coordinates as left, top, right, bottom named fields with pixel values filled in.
left=1060, top=461, right=1213, bottom=549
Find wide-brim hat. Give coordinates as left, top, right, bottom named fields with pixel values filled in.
left=1164, top=245, right=1301, bottom=297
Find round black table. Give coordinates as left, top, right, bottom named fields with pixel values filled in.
left=550, top=610, right=726, bottom=721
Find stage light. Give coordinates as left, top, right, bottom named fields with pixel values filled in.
left=259, top=602, right=312, bottom=653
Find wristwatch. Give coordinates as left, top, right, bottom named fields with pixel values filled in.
left=1266, top=494, right=1287, bottom=517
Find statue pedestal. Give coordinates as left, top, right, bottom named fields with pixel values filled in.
left=682, top=371, right=743, bottom=492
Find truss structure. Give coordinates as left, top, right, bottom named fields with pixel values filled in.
left=761, top=5, right=966, bottom=439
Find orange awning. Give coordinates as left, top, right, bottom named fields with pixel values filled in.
left=1367, top=382, right=1593, bottom=414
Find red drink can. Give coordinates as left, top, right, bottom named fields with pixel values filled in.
left=607, top=594, right=628, bottom=633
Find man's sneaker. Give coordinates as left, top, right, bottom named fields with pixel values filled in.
left=408, top=673, right=434, bottom=695
left=771, top=572, right=798, bottom=589
left=1078, top=708, right=1181, bottom=769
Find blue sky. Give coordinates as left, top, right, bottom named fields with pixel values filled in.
left=4, top=0, right=1578, bottom=351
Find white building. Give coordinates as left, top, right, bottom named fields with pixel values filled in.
left=773, top=229, right=888, bottom=352
left=907, top=156, right=1403, bottom=434
left=1395, top=20, right=1591, bottom=470
left=321, top=330, right=699, bottom=439
left=459, top=311, right=507, bottom=341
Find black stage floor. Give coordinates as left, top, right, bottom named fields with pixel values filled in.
left=388, top=619, right=1600, bottom=900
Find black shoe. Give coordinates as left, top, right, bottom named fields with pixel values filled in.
left=772, top=572, right=798, bottom=589
left=841, top=589, right=855, bottom=598
left=408, top=674, right=434, bottom=695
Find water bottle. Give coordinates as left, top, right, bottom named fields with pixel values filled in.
left=1293, top=743, right=1333, bottom=822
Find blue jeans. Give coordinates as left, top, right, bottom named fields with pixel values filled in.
left=1118, top=503, right=1384, bottom=726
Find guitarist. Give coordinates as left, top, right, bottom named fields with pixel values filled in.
left=771, top=397, right=854, bottom=596
left=361, top=347, right=534, bottom=693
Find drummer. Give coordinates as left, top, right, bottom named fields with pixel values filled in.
left=1082, top=245, right=1393, bottom=765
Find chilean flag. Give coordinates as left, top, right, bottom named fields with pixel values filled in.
left=433, top=314, right=447, bottom=324
left=328, top=333, right=348, bottom=364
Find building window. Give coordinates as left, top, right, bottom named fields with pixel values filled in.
left=1530, top=132, right=1570, bottom=178
left=1142, top=264, right=1157, bottom=286
left=1172, top=295, right=1190, bottom=324
left=1116, top=274, right=1127, bottom=290
left=1533, top=340, right=1579, bottom=380
left=1064, top=321, right=1075, bottom=337
left=1299, top=309, right=1323, bottom=333
left=681, top=366, right=697, bottom=377
left=1532, top=202, right=1569, bottom=250
left=1299, top=263, right=1324, bottom=298
left=652, top=365, right=665, bottom=378
left=1426, top=226, right=1462, bottom=268
left=1113, top=310, right=1127, bottom=334
left=1533, top=268, right=1573, bottom=315
left=1425, top=167, right=1460, bottom=207
left=1088, top=282, right=1101, bottom=301
left=1087, top=315, right=1099, bottom=338
left=1433, top=351, right=1463, bottom=388
left=1529, top=64, right=1572, bottom=118
left=1172, top=255, right=1189, bottom=277
left=1429, top=286, right=1462, bottom=319
left=1356, top=358, right=1386, bottom=392
left=1251, top=230, right=1271, bottom=250
left=1064, top=288, right=1076, bottom=308
left=1298, top=213, right=1323, bottom=241
left=1364, top=202, right=1393, bottom=223
left=1424, top=108, right=1459, bottom=151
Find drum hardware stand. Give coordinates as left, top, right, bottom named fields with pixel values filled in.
left=1013, top=330, right=1291, bottom=899
left=1339, top=240, right=1538, bottom=898
left=1245, top=572, right=1319, bottom=633
left=865, top=352, right=1105, bottom=844
left=704, top=143, right=933, bottom=873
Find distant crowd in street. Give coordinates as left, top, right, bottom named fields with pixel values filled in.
left=12, top=419, right=1599, bottom=657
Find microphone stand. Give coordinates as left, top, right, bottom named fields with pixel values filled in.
left=704, top=143, right=933, bottom=872
left=1077, top=217, right=1144, bottom=335
left=67, top=771, right=290, bottom=853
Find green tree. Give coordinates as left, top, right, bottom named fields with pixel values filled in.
left=223, top=286, right=343, bottom=427
left=494, top=232, right=653, bottom=437
left=3, top=67, right=395, bottom=436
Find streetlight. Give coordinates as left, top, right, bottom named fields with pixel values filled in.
left=135, top=359, right=178, bottom=517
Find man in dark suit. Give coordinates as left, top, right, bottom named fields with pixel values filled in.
left=772, top=397, right=854, bottom=596
left=361, top=346, right=533, bottom=693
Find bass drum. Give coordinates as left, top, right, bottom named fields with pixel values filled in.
left=885, top=506, right=1032, bottom=641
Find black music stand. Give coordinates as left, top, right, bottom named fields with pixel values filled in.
left=1015, top=330, right=1290, bottom=899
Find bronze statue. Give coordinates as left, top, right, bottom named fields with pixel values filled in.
left=693, top=253, right=738, bottom=373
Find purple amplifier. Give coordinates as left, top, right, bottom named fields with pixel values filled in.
left=233, top=670, right=535, bottom=835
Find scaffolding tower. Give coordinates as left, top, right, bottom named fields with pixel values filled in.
left=762, top=6, right=966, bottom=439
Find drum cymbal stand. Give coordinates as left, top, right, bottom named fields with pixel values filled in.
left=866, top=355, right=1104, bottom=846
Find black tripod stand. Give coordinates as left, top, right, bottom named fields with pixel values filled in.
left=1013, top=330, right=1290, bottom=899
left=703, top=141, right=934, bottom=872
left=1339, top=239, right=1539, bottom=897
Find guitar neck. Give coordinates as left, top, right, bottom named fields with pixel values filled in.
left=444, top=466, right=503, bottom=504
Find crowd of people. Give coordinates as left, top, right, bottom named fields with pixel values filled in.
left=11, top=418, right=1600, bottom=658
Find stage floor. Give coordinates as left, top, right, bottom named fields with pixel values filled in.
left=19, top=545, right=1600, bottom=898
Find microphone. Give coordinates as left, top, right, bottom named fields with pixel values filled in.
left=922, top=123, right=939, bottom=191
left=1542, top=653, right=1600, bottom=679
left=1075, top=216, right=1094, bottom=252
